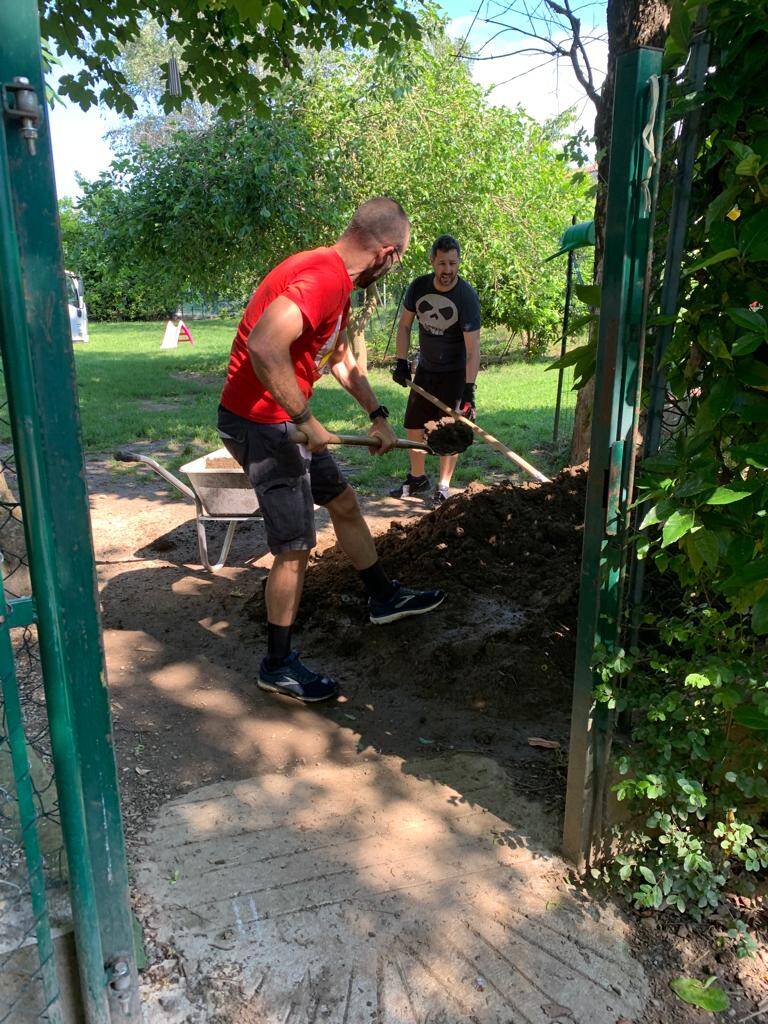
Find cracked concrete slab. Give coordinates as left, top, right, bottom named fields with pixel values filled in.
left=135, top=755, right=648, bottom=1023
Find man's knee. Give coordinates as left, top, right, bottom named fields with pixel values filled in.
left=272, top=548, right=311, bottom=571
left=327, top=485, right=361, bottom=521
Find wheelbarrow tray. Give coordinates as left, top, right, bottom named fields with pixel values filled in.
left=180, top=448, right=258, bottom=517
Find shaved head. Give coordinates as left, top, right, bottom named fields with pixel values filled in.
left=341, top=197, right=410, bottom=251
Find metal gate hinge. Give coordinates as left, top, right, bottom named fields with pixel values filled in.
left=3, top=77, right=40, bottom=155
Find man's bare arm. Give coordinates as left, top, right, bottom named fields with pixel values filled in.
left=246, top=296, right=332, bottom=452
left=330, top=332, right=380, bottom=414
left=463, top=329, right=481, bottom=383
left=330, top=335, right=396, bottom=454
left=396, top=309, right=416, bottom=359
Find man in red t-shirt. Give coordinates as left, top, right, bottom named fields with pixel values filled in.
left=218, top=198, right=445, bottom=704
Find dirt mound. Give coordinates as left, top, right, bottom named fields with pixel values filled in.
left=303, top=466, right=585, bottom=619
left=291, top=468, right=587, bottom=719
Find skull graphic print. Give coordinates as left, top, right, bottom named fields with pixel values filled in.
left=416, top=294, right=459, bottom=335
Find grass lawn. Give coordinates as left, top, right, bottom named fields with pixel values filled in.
left=70, top=320, right=574, bottom=494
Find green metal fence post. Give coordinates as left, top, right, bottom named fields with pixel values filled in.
left=562, top=48, right=666, bottom=867
left=0, top=2, right=140, bottom=1019
left=0, top=115, right=112, bottom=1024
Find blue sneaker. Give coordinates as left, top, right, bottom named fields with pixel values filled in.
left=369, top=581, right=446, bottom=625
left=258, top=651, right=339, bottom=703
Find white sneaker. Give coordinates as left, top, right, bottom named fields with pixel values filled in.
left=433, top=485, right=451, bottom=504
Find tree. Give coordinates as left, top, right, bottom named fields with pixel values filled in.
left=462, top=0, right=671, bottom=461
left=106, top=16, right=215, bottom=152
left=41, top=0, right=426, bottom=116
left=72, top=36, right=591, bottom=338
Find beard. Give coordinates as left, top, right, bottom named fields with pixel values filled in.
left=356, top=255, right=392, bottom=289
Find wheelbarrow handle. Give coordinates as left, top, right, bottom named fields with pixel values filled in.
left=113, top=449, right=196, bottom=501
left=286, top=426, right=430, bottom=453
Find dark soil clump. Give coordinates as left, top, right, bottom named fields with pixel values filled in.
left=423, top=416, right=475, bottom=454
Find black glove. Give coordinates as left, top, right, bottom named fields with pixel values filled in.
left=392, top=358, right=412, bottom=387
left=459, top=382, right=476, bottom=422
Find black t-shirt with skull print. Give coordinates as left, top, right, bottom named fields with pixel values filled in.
left=403, top=274, right=481, bottom=373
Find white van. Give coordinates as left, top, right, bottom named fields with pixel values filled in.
left=65, top=271, right=89, bottom=343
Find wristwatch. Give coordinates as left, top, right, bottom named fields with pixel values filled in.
left=369, top=405, right=390, bottom=422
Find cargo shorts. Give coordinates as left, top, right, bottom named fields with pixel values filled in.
left=217, top=404, right=348, bottom=555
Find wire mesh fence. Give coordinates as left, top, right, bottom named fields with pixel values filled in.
left=0, top=366, right=66, bottom=1022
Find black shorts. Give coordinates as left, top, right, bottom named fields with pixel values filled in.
left=403, top=367, right=466, bottom=430
left=217, top=405, right=348, bottom=555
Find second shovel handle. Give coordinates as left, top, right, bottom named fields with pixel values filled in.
left=407, top=380, right=551, bottom=483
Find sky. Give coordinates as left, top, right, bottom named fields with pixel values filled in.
left=49, top=0, right=607, bottom=199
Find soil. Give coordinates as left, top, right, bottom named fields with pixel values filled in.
left=83, top=450, right=767, bottom=1023
left=288, top=467, right=585, bottom=726
left=423, top=416, right=475, bottom=454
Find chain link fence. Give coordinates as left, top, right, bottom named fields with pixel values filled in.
left=0, top=364, right=67, bottom=1022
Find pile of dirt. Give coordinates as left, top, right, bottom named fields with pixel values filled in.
left=291, top=467, right=587, bottom=719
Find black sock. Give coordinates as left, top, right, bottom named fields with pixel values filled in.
left=407, top=473, right=427, bottom=482
left=359, top=561, right=397, bottom=602
left=266, top=622, right=292, bottom=668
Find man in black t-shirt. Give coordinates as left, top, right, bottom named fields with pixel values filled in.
left=390, top=234, right=481, bottom=503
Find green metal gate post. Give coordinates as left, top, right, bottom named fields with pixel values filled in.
left=0, top=2, right=140, bottom=1019
left=562, top=48, right=666, bottom=867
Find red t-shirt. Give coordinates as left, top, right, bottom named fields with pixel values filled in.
left=221, top=247, right=352, bottom=423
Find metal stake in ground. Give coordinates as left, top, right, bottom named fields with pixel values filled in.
left=407, top=381, right=551, bottom=483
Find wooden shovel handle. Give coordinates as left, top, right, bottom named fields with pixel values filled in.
left=408, top=381, right=551, bottom=483
left=287, top=425, right=430, bottom=453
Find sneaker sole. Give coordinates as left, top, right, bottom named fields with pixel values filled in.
left=369, top=592, right=446, bottom=625
left=257, top=679, right=339, bottom=703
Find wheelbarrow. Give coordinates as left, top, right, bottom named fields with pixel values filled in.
left=114, top=448, right=260, bottom=572
left=114, top=427, right=434, bottom=573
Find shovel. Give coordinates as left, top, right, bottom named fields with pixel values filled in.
left=407, top=380, right=551, bottom=483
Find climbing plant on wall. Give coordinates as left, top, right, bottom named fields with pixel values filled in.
left=595, top=0, right=768, bottom=938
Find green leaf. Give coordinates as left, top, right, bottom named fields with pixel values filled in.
left=730, top=441, right=768, bottom=469
left=752, top=592, right=768, bottom=636
left=741, top=208, right=768, bottom=262
left=547, top=341, right=594, bottom=372
left=267, top=2, right=284, bottom=28
left=732, top=391, right=768, bottom=423
left=725, top=141, right=754, bottom=162
left=705, top=486, right=752, bottom=505
left=726, top=308, right=767, bottom=333
left=639, top=866, right=656, bottom=885
left=574, top=282, right=600, bottom=307
left=732, top=333, right=764, bottom=357
left=722, top=556, right=768, bottom=591
left=733, top=705, right=768, bottom=731
left=685, top=672, right=711, bottom=688
left=736, top=358, right=768, bottom=390
left=692, top=529, right=720, bottom=570
left=683, top=248, right=739, bottom=275
left=662, top=511, right=695, bottom=547
left=640, top=505, right=661, bottom=530
left=706, top=183, right=743, bottom=230
left=735, top=154, right=762, bottom=177
left=669, top=977, right=729, bottom=1012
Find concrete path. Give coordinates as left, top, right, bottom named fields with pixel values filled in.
left=135, top=755, right=647, bottom=1023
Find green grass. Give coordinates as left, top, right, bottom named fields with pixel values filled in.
left=70, top=319, right=574, bottom=493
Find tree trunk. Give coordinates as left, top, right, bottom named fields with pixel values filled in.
left=348, top=284, right=380, bottom=375
left=570, top=0, right=671, bottom=464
